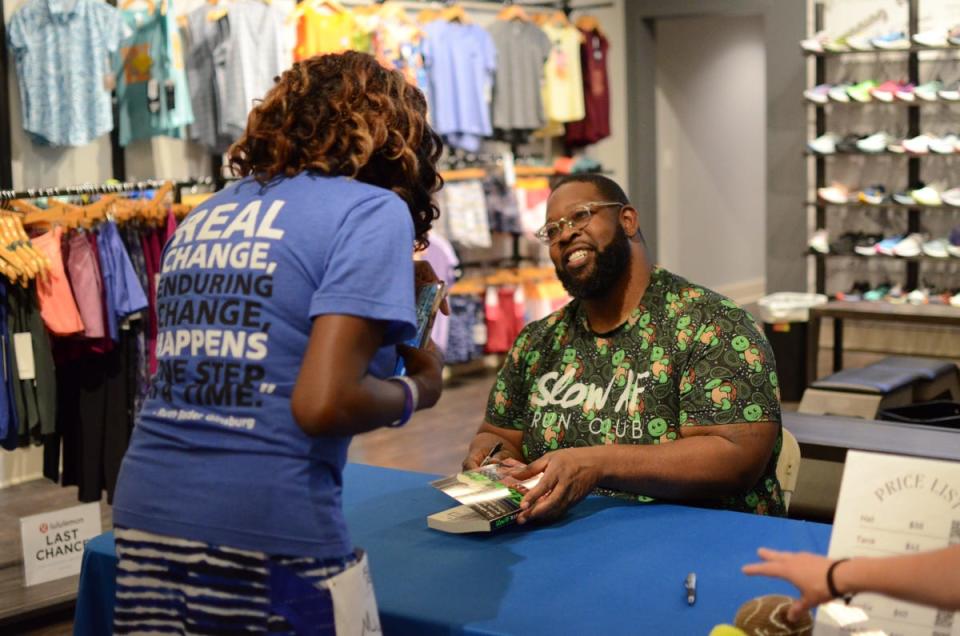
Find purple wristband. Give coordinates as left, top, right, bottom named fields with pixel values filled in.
left=387, top=377, right=415, bottom=428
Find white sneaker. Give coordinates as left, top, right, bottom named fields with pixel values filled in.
left=913, top=28, right=949, bottom=47
left=808, top=133, right=840, bottom=154
left=828, top=84, right=852, bottom=103
left=847, top=35, right=875, bottom=51
left=929, top=134, right=958, bottom=154
left=817, top=184, right=849, bottom=204
left=903, top=134, right=934, bottom=155
left=857, top=132, right=894, bottom=153
left=801, top=32, right=828, bottom=53
left=808, top=229, right=829, bottom=254
left=941, top=187, right=960, bottom=206
left=907, top=288, right=930, bottom=305
left=892, top=233, right=925, bottom=257
left=914, top=80, right=943, bottom=102
left=922, top=238, right=950, bottom=258
left=951, top=292, right=960, bottom=307
left=912, top=185, right=942, bottom=206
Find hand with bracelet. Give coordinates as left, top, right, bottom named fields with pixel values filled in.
left=743, top=545, right=960, bottom=623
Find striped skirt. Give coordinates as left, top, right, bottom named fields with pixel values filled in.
left=113, top=527, right=378, bottom=635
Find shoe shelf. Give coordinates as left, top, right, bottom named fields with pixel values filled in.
left=805, top=100, right=959, bottom=107
left=804, top=45, right=960, bottom=57
left=806, top=202, right=960, bottom=212
left=808, top=252, right=960, bottom=264
left=808, top=0, right=934, bottom=296
left=805, top=150, right=958, bottom=157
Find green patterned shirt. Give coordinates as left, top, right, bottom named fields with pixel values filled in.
left=485, top=267, right=786, bottom=516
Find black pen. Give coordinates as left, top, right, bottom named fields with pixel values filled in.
left=480, top=442, right=503, bottom=466
left=685, top=572, right=697, bottom=606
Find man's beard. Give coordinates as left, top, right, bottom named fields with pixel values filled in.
left=555, top=225, right=631, bottom=300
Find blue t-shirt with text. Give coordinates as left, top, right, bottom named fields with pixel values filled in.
left=112, top=174, right=417, bottom=558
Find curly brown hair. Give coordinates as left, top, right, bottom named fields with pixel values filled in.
left=227, top=51, right=443, bottom=249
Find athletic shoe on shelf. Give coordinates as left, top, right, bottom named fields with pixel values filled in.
left=914, top=80, right=944, bottom=101
left=892, top=188, right=917, bottom=204
left=823, top=38, right=851, bottom=53
left=938, top=80, right=960, bottom=100
left=949, top=226, right=960, bottom=257
left=804, top=84, right=831, bottom=104
left=894, top=82, right=917, bottom=102
left=886, top=284, right=907, bottom=304
left=848, top=80, right=878, bottom=102
left=872, top=31, right=911, bottom=50
left=951, top=291, right=960, bottom=308
left=817, top=184, right=849, bottom=204
left=922, top=237, right=951, bottom=258
left=854, top=233, right=884, bottom=255
left=892, top=233, right=925, bottom=257
left=836, top=281, right=869, bottom=301
left=828, top=83, right=853, bottom=102
left=808, top=229, right=830, bottom=254
left=857, top=185, right=888, bottom=204
left=907, top=288, right=930, bottom=305
left=829, top=231, right=860, bottom=255
left=903, top=134, right=933, bottom=154
left=808, top=133, right=840, bottom=154
left=929, top=134, right=958, bottom=154
left=887, top=138, right=907, bottom=153
left=871, top=80, right=902, bottom=102
left=801, top=31, right=829, bottom=53
left=913, top=28, right=949, bottom=47
left=948, top=25, right=960, bottom=45
left=864, top=284, right=892, bottom=301
left=875, top=235, right=905, bottom=256
left=836, top=133, right=866, bottom=153
left=941, top=187, right=960, bottom=206
left=857, top=132, right=894, bottom=153
left=847, top=34, right=875, bottom=51
left=912, top=185, right=942, bottom=206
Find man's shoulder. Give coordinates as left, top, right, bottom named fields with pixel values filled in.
left=658, top=268, right=759, bottom=325
left=512, top=302, right=578, bottom=348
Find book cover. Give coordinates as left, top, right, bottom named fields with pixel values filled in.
left=427, top=464, right=542, bottom=534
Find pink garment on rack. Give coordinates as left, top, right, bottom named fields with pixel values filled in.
left=164, top=210, right=178, bottom=245
left=33, top=226, right=85, bottom=336
left=421, top=233, right=458, bottom=354
left=141, top=228, right=164, bottom=374
left=65, top=231, right=107, bottom=339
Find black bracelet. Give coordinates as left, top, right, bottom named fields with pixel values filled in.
left=826, top=558, right=853, bottom=604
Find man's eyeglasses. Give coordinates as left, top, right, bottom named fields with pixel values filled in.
left=534, top=202, right=624, bottom=245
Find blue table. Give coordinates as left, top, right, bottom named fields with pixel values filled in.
left=75, top=464, right=831, bottom=635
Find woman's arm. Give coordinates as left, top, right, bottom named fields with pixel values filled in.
left=291, top=314, right=443, bottom=436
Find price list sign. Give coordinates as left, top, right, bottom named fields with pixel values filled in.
left=816, top=451, right=960, bottom=636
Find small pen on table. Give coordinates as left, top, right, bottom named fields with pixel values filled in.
left=480, top=442, right=503, bottom=466
left=685, top=572, right=697, bottom=606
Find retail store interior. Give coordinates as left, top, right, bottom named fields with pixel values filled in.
left=1, top=0, right=959, bottom=634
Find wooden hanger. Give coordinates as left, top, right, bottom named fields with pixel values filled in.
left=416, top=8, right=441, bottom=23
left=575, top=14, right=604, bottom=37
left=440, top=167, right=487, bottom=182
left=548, top=10, right=570, bottom=27
left=120, top=0, right=157, bottom=14
left=496, top=4, right=530, bottom=22
left=440, top=4, right=469, bottom=24
left=378, top=1, right=415, bottom=25
left=207, top=0, right=228, bottom=22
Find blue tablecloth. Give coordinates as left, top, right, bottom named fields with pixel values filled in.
left=75, top=463, right=831, bottom=635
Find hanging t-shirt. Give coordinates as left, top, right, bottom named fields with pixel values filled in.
left=541, top=23, right=585, bottom=124
left=295, top=7, right=370, bottom=60
left=372, top=17, right=429, bottom=105
left=66, top=231, right=107, bottom=339
left=422, top=21, right=496, bottom=152
left=487, top=19, right=552, bottom=136
left=183, top=7, right=233, bottom=152
left=7, top=0, right=129, bottom=146
left=117, top=0, right=194, bottom=147
left=113, top=174, right=418, bottom=558
left=566, top=28, right=611, bottom=147
left=33, top=226, right=85, bottom=336
left=97, top=221, right=149, bottom=342
left=438, top=180, right=491, bottom=248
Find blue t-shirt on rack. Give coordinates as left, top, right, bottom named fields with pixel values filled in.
left=112, top=174, right=417, bottom=558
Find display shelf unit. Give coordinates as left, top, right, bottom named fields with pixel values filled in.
left=809, top=0, right=934, bottom=295
left=807, top=201, right=960, bottom=211
left=808, top=252, right=960, bottom=264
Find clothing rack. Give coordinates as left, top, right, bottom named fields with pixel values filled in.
left=459, top=255, right=542, bottom=269
left=346, top=0, right=614, bottom=15
left=0, top=176, right=217, bottom=204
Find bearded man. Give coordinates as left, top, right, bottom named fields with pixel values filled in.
left=462, top=174, right=786, bottom=521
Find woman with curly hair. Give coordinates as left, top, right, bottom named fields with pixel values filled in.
left=110, top=51, right=446, bottom=634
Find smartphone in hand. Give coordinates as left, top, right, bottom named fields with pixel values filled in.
left=394, top=281, right=446, bottom=376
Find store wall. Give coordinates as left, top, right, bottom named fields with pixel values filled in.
left=624, top=1, right=807, bottom=295
left=655, top=14, right=766, bottom=298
